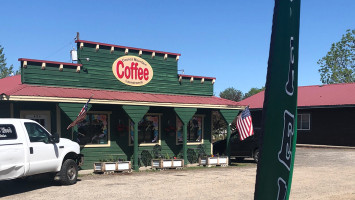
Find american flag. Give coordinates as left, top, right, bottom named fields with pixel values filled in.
left=67, top=96, right=92, bottom=130
left=236, top=106, right=254, bottom=141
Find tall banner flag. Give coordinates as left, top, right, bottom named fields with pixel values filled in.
left=67, top=96, right=93, bottom=130
left=236, top=107, right=254, bottom=141
left=254, top=0, right=300, bottom=200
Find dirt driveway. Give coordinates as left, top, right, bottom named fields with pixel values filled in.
left=0, top=147, right=354, bottom=200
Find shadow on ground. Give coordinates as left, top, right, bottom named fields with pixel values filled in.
left=229, top=158, right=256, bottom=166
left=0, top=174, right=81, bottom=198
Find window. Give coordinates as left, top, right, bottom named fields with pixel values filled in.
left=176, top=115, right=204, bottom=144
left=129, top=114, right=160, bottom=146
left=24, top=122, right=50, bottom=143
left=77, top=113, right=110, bottom=146
left=0, top=124, right=17, bottom=140
left=297, top=113, right=310, bottom=130
left=20, top=111, right=51, bottom=131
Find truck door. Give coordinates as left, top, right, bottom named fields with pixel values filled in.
left=0, top=123, right=26, bottom=180
left=235, top=135, right=254, bottom=156
left=231, top=132, right=252, bottom=157
left=24, top=122, right=59, bottom=175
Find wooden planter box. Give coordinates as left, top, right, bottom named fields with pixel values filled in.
left=199, top=156, right=229, bottom=167
left=151, top=159, right=184, bottom=169
left=94, top=161, right=132, bottom=173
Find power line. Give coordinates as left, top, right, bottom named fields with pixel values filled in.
left=44, top=39, right=74, bottom=60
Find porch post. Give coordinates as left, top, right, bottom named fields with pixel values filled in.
left=183, top=122, right=187, bottom=164
left=133, top=122, right=139, bottom=170
left=122, top=105, right=149, bottom=171
left=219, top=109, right=241, bottom=160
left=174, top=108, right=197, bottom=165
left=226, top=123, right=231, bottom=157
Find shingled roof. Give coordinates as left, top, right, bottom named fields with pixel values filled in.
left=239, top=83, right=355, bottom=109
left=0, top=75, right=243, bottom=110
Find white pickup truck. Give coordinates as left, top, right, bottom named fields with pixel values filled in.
left=0, top=118, right=83, bottom=185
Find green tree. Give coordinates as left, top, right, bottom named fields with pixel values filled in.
left=219, top=87, right=243, bottom=102
left=318, top=29, right=355, bottom=84
left=211, top=111, right=237, bottom=142
left=243, top=87, right=265, bottom=99
left=0, top=45, right=18, bottom=79
left=212, top=111, right=227, bottom=142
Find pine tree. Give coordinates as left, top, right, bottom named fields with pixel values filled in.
left=0, top=45, right=18, bottom=79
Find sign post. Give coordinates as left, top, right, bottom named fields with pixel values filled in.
left=254, top=0, right=301, bottom=200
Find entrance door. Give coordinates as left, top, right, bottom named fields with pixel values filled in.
left=20, top=111, right=51, bottom=131
left=23, top=122, right=59, bottom=175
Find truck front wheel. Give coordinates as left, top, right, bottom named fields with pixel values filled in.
left=253, top=149, right=259, bottom=163
left=60, top=159, right=78, bottom=185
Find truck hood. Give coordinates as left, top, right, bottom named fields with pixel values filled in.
left=58, top=138, right=80, bottom=152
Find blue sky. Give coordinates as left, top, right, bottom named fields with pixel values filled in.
left=1, top=0, right=354, bottom=96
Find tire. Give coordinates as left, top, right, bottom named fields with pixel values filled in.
left=253, top=149, right=259, bottom=163
left=60, top=159, right=78, bottom=185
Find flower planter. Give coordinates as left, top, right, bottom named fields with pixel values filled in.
left=199, top=156, right=229, bottom=167
left=151, top=159, right=184, bottom=169
left=117, top=161, right=131, bottom=172
left=94, top=161, right=132, bottom=173
left=94, top=162, right=116, bottom=173
left=94, top=162, right=104, bottom=172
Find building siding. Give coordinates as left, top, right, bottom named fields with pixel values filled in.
left=20, top=44, right=214, bottom=96
left=297, top=107, right=355, bottom=146
left=69, top=104, right=212, bottom=169
left=250, top=107, right=355, bottom=146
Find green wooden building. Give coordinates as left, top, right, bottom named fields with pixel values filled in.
left=0, top=39, right=244, bottom=170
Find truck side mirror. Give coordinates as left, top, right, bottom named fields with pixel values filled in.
left=49, top=133, right=60, bottom=143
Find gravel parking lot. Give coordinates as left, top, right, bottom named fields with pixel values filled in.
left=1, top=147, right=354, bottom=200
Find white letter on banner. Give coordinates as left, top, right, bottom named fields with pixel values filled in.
left=285, top=37, right=295, bottom=96
left=278, top=110, right=294, bottom=171
left=277, top=177, right=287, bottom=200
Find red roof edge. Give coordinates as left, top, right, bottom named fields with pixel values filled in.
left=178, top=74, right=216, bottom=80
left=18, top=58, right=82, bottom=67
left=75, top=40, right=181, bottom=57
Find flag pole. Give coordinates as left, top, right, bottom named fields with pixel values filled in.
left=67, top=94, right=94, bottom=130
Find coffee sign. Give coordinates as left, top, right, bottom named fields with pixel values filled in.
left=112, top=56, right=153, bottom=86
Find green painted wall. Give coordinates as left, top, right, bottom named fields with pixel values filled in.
left=73, top=105, right=212, bottom=169
left=4, top=100, right=213, bottom=169
left=59, top=103, right=132, bottom=169
left=132, top=108, right=212, bottom=165
left=20, top=43, right=214, bottom=96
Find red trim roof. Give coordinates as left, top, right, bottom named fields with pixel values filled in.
left=76, top=40, right=181, bottom=56
left=18, top=58, right=82, bottom=66
left=239, top=83, right=355, bottom=109
left=0, top=75, right=242, bottom=108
